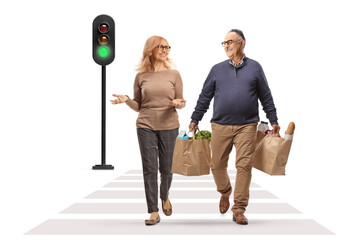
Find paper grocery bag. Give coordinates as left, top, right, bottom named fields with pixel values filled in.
left=171, top=138, right=211, bottom=176
left=252, top=134, right=293, bottom=175
left=255, top=131, right=266, bottom=145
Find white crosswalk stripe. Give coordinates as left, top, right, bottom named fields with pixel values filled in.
left=25, top=170, right=334, bottom=236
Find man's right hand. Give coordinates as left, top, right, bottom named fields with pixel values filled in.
left=189, top=122, right=198, bottom=132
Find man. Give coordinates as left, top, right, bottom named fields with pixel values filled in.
left=189, top=29, right=280, bottom=225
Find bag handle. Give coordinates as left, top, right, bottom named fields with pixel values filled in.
left=189, top=128, right=200, bottom=140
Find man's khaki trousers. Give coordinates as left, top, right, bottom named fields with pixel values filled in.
left=210, top=122, right=257, bottom=214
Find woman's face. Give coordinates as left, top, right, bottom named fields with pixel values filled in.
left=152, top=39, right=170, bottom=62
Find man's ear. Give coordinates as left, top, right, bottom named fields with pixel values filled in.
left=240, top=40, right=244, bottom=47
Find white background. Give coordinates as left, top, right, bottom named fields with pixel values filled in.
left=1, top=0, right=359, bottom=239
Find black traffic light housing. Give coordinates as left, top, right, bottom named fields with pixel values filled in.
left=93, top=14, right=115, bottom=66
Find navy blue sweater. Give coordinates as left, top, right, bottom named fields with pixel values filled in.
left=191, top=57, right=278, bottom=126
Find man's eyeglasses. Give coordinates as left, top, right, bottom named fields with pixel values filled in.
left=221, top=39, right=241, bottom=47
left=157, top=45, right=171, bottom=51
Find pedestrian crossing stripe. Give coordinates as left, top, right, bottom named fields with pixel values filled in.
left=25, top=170, right=334, bottom=236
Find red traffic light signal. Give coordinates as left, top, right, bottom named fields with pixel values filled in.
left=93, top=15, right=115, bottom=66
left=99, top=23, right=109, bottom=33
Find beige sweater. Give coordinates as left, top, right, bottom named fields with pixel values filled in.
left=125, top=69, right=185, bottom=130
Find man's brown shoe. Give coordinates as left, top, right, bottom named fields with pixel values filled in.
left=219, top=196, right=230, bottom=214
left=233, top=212, right=248, bottom=225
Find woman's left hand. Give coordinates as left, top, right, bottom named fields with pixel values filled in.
left=169, top=99, right=186, bottom=106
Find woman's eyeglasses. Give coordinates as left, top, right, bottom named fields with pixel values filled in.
left=157, top=45, right=171, bottom=51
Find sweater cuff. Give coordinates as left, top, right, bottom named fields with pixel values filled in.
left=125, top=96, right=140, bottom=112
left=270, top=121, right=279, bottom=126
left=191, top=119, right=199, bottom=125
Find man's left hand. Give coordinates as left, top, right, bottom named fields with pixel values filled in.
left=272, top=124, right=280, bottom=135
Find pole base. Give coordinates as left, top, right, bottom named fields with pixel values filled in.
left=92, top=164, right=114, bottom=170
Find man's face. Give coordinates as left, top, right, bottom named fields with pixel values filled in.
left=223, top=32, right=244, bottom=60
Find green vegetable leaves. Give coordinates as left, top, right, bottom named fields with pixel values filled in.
left=195, top=130, right=212, bottom=140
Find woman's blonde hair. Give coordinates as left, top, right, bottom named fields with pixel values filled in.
left=136, top=36, right=173, bottom=73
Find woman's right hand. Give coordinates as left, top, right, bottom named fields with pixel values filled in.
left=110, top=94, right=129, bottom=104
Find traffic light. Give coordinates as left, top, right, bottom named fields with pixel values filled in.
left=92, top=15, right=115, bottom=66
left=92, top=14, right=115, bottom=170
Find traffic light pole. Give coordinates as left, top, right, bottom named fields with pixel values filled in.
left=93, top=65, right=114, bottom=170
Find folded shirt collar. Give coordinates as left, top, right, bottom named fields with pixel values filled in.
left=229, top=54, right=245, bottom=68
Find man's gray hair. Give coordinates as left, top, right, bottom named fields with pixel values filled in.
left=229, top=29, right=246, bottom=46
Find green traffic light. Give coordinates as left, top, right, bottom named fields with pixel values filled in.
left=98, top=46, right=110, bottom=58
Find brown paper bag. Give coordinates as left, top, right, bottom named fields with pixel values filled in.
left=255, top=131, right=266, bottom=145
left=171, top=137, right=211, bottom=176
left=252, top=133, right=293, bottom=175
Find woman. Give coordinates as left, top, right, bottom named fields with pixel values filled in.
left=111, top=36, right=186, bottom=225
